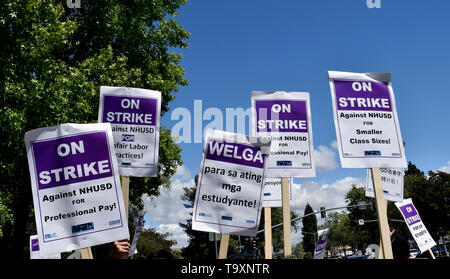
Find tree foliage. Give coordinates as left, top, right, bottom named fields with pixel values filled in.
left=301, top=203, right=317, bottom=257
left=337, top=162, right=449, bottom=252
left=319, top=211, right=355, bottom=256
left=0, top=0, right=189, bottom=258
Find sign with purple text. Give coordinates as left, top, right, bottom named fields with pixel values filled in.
left=261, top=177, right=292, bottom=208
left=313, top=228, right=330, bottom=259
left=192, top=129, right=271, bottom=236
left=25, top=123, right=129, bottom=256
left=98, top=86, right=161, bottom=177
left=395, top=198, right=436, bottom=253
left=365, top=168, right=404, bottom=202
left=251, top=91, right=315, bottom=177
left=328, top=71, right=407, bottom=168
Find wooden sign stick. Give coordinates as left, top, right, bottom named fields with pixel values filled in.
left=120, top=176, right=130, bottom=259
left=80, top=247, right=93, bottom=259
left=121, top=176, right=130, bottom=220
left=428, top=249, right=436, bottom=259
left=218, top=234, right=230, bottom=259
left=281, top=177, right=292, bottom=258
left=378, top=200, right=388, bottom=259
left=371, top=168, right=393, bottom=259
left=264, top=207, right=273, bottom=259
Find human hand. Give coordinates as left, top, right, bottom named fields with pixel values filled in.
left=112, top=238, right=131, bottom=259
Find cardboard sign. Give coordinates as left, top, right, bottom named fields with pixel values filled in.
left=328, top=71, right=407, bottom=168
left=261, top=177, right=292, bottom=208
left=313, top=228, right=330, bottom=259
left=98, top=86, right=161, bottom=177
left=192, top=129, right=270, bottom=236
left=30, top=235, right=61, bottom=259
left=366, top=168, right=404, bottom=202
left=25, top=123, right=129, bottom=256
left=251, top=91, right=315, bottom=177
left=395, top=198, right=436, bottom=253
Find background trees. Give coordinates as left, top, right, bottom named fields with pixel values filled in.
left=301, top=203, right=317, bottom=258
left=0, top=0, right=189, bottom=258
left=320, top=162, right=449, bottom=256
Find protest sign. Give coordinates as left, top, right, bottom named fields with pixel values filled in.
left=30, top=235, right=61, bottom=259
left=313, top=228, right=330, bottom=259
left=98, top=86, right=161, bottom=177
left=25, top=123, right=129, bottom=256
left=366, top=168, right=404, bottom=202
left=192, top=129, right=270, bottom=236
left=262, top=177, right=292, bottom=208
left=328, top=71, right=407, bottom=168
left=251, top=91, right=315, bottom=177
left=395, top=198, right=436, bottom=253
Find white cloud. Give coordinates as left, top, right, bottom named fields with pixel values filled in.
left=143, top=165, right=194, bottom=248
left=313, top=142, right=339, bottom=172
left=172, top=164, right=193, bottom=181
left=330, top=140, right=339, bottom=150
left=290, top=176, right=364, bottom=213
left=289, top=176, right=365, bottom=245
left=437, top=161, right=450, bottom=173
left=156, top=224, right=190, bottom=248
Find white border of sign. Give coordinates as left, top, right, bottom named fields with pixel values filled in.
left=192, top=129, right=270, bottom=236
left=251, top=91, right=315, bottom=177
left=328, top=71, right=407, bottom=168
left=98, top=86, right=161, bottom=177
left=25, top=123, right=129, bottom=256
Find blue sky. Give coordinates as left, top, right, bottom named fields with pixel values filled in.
left=144, top=0, right=450, bottom=248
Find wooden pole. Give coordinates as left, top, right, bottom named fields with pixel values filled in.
left=120, top=176, right=130, bottom=259
left=80, top=247, right=93, bottom=259
left=264, top=207, right=273, bottom=259
left=218, top=234, right=230, bottom=259
left=428, top=249, right=436, bottom=259
left=378, top=200, right=388, bottom=259
left=281, top=177, right=292, bottom=258
left=121, top=176, right=130, bottom=220
left=371, top=168, right=393, bottom=259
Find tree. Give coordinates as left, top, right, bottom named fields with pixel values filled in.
left=343, top=163, right=450, bottom=252
left=403, top=163, right=450, bottom=240
left=404, top=161, right=424, bottom=177
left=134, top=228, right=180, bottom=259
left=179, top=175, right=220, bottom=259
left=345, top=184, right=379, bottom=249
left=319, top=211, right=354, bottom=257
left=262, top=207, right=298, bottom=256
left=301, top=203, right=317, bottom=258
left=0, top=0, right=189, bottom=258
